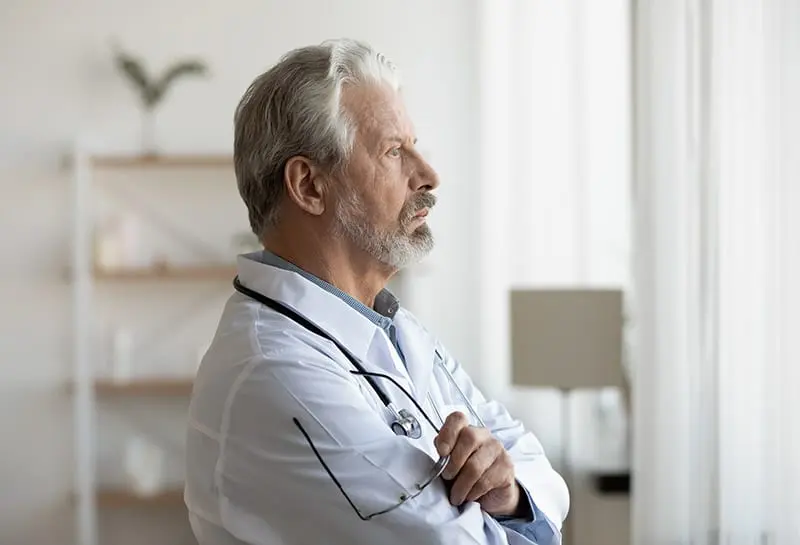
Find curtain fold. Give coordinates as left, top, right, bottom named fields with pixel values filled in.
left=478, top=0, right=632, bottom=453
left=632, top=0, right=799, bottom=543
left=479, top=3, right=632, bottom=544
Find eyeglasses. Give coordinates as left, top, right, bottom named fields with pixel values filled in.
left=293, top=370, right=452, bottom=521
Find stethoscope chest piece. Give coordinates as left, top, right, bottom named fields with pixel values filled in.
left=390, top=407, right=422, bottom=440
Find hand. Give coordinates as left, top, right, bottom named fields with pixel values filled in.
left=433, top=412, right=521, bottom=517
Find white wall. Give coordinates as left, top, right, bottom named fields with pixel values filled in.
left=0, top=1, right=480, bottom=543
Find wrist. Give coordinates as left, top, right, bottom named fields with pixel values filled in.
left=492, top=482, right=525, bottom=518
left=510, top=482, right=532, bottom=519
left=495, top=482, right=533, bottom=520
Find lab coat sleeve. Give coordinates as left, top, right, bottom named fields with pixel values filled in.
left=434, top=344, right=570, bottom=530
left=210, top=348, right=529, bottom=545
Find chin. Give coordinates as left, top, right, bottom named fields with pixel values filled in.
left=380, top=236, right=434, bottom=270
left=410, top=222, right=432, bottom=237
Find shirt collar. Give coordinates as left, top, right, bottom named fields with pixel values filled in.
left=258, top=250, right=399, bottom=326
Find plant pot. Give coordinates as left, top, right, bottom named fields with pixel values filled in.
left=140, top=108, right=158, bottom=157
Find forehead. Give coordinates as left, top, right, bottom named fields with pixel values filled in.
left=341, top=82, right=414, bottom=140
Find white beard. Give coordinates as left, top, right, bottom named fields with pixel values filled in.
left=333, top=190, right=435, bottom=270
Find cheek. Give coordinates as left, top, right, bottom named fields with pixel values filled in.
left=371, top=194, right=404, bottom=224
left=391, top=190, right=412, bottom=221
left=375, top=184, right=409, bottom=219
left=365, top=162, right=410, bottom=221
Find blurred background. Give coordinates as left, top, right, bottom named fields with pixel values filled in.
left=0, top=1, right=797, bottom=544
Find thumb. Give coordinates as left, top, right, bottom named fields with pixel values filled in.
left=434, top=411, right=469, bottom=456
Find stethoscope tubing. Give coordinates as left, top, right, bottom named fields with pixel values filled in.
left=233, top=275, right=392, bottom=406
left=234, top=275, right=495, bottom=507
left=232, top=276, right=482, bottom=433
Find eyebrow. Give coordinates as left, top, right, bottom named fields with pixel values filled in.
left=384, top=136, right=418, bottom=146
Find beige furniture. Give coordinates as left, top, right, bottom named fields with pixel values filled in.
left=509, top=289, right=625, bottom=545
left=510, top=289, right=624, bottom=390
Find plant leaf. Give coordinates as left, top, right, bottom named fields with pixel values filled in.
left=150, top=60, right=208, bottom=105
left=113, top=49, right=153, bottom=106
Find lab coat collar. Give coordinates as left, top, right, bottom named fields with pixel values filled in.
left=259, top=249, right=399, bottom=326
left=235, top=252, right=381, bottom=363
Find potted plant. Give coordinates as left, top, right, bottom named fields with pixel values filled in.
left=112, top=42, right=208, bottom=155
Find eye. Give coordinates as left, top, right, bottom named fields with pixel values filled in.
left=387, top=147, right=402, bottom=158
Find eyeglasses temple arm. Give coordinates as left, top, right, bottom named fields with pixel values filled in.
left=292, top=417, right=370, bottom=521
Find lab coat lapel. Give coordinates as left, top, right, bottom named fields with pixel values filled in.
left=235, top=253, right=376, bottom=362
left=393, top=310, right=437, bottom=403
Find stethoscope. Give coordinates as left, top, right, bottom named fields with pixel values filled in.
left=232, top=275, right=487, bottom=508
left=232, top=276, right=485, bottom=438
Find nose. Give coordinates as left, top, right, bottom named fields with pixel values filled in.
left=411, top=152, right=440, bottom=192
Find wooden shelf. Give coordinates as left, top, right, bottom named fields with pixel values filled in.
left=96, top=488, right=185, bottom=508
left=90, top=154, right=233, bottom=169
left=93, top=264, right=237, bottom=281
left=94, top=378, right=194, bottom=397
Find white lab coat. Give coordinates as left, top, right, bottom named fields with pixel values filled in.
left=184, top=253, right=569, bottom=545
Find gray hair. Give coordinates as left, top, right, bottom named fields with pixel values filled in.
left=233, top=38, right=401, bottom=237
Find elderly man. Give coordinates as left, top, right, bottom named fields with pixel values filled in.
left=185, top=39, right=569, bottom=545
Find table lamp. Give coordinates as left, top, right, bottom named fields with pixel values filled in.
left=509, top=288, right=625, bottom=544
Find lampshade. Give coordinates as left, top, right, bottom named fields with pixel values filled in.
left=509, top=289, right=624, bottom=389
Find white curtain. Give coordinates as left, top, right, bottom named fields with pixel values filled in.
left=477, top=0, right=631, bottom=455
left=478, top=3, right=632, bottom=544
left=632, top=0, right=800, bottom=543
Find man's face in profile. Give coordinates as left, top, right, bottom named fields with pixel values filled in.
left=331, top=82, right=439, bottom=270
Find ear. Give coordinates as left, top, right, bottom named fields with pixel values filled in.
left=283, top=156, right=327, bottom=217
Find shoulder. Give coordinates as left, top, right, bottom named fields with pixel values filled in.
left=208, top=291, right=344, bottom=363
left=189, top=293, right=355, bottom=416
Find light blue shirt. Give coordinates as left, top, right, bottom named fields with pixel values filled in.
left=259, top=250, right=559, bottom=544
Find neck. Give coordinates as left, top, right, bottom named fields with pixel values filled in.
left=263, top=228, right=393, bottom=308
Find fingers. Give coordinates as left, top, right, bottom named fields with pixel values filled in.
left=448, top=442, right=503, bottom=506
left=434, top=411, right=470, bottom=457
left=441, top=424, right=489, bottom=480
left=465, top=450, right=513, bottom=503
left=434, top=412, right=517, bottom=509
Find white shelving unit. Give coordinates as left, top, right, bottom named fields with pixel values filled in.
left=69, top=145, right=243, bottom=545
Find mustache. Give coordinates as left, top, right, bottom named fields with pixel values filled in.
left=402, top=192, right=437, bottom=221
